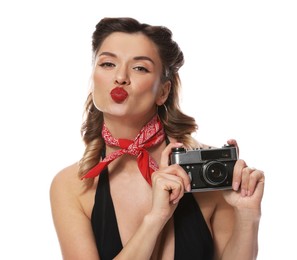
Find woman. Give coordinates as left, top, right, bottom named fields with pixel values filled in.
left=50, top=17, right=265, bottom=260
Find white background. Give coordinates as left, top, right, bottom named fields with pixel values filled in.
left=0, top=0, right=296, bottom=259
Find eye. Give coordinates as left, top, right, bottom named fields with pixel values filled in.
left=98, top=62, right=115, bottom=68
left=134, top=66, right=150, bottom=73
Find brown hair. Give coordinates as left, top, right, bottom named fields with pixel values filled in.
left=79, top=17, right=198, bottom=186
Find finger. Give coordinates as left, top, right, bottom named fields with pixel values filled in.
left=159, top=142, right=183, bottom=169
left=247, top=169, right=265, bottom=197
left=253, top=174, right=265, bottom=200
left=240, top=167, right=255, bottom=197
left=152, top=172, right=184, bottom=204
left=227, top=139, right=239, bottom=155
left=168, top=181, right=184, bottom=204
left=157, top=164, right=191, bottom=192
left=232, top=159, right=247, bottom=191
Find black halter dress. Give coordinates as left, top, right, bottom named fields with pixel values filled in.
left=91, top=141, right=214, bottom=259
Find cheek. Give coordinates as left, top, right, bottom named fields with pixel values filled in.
left=92, top=71, right=109, bottom=109
left=138, top=76, right=161, bottom=95
left=93, top=70, right=105, bottom=86
left=93, top=70, right=111, bottom=93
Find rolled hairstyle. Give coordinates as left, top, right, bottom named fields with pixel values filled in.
left=79, top=17, right=198, bottom=186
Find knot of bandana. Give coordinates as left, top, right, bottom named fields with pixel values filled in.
left=82, top=115, right=165, bottom=185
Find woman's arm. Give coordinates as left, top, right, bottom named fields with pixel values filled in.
left=50, top=142, right=190, bottom=260
left=212, top=159, right=265, bottom=260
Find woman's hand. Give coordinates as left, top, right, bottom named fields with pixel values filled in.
left=150, top=142, right=191, bottom=221
left=223, top=139, right=265, bottom=214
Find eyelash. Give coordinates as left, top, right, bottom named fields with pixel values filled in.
left=98, top=63, right=150, bottom=73
left=134, top=66, right=149, bottom=73
left=99, top=62, right=115, bottom=68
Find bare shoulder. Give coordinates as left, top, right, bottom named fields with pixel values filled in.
left=50, top=162, right=82, bottom=198
left=53, top=162, right=79, bottom=184
left=50, top=162, right=85, bottom=221
left=49, top=162, right=97, bottom=215
left=50, top=163, right=99, bottom=259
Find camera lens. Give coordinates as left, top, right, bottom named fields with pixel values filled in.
left=202, top=161, right=228, bottom=186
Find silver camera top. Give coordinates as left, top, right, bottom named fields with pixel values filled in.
left=170, top=145, right=238, bottom=165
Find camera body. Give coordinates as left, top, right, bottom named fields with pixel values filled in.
left=170, top=145, right=238, bottom=192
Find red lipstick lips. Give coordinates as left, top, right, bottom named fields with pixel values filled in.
left=110, top=87, right=128, bottom=103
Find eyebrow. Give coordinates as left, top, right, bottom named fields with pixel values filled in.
left=133, top=56, right=155, bottom=65
left=98, top=52, right=155, bottom=65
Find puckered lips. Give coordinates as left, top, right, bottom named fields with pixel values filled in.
left=110, top=87, right=128, bottom=103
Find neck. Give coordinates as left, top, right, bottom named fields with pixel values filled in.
left=103, top=112, right=158, bottom=140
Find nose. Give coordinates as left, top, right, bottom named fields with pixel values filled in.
left=114, top=66, right=130, bottom=85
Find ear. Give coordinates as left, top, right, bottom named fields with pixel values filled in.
left=156, top=80, right=171, bottom=106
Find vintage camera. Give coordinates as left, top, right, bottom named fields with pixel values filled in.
left=170, top=145, right=238, bottom=192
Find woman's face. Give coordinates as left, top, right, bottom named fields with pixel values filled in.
left=92, top=32, right=170, bottom=122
